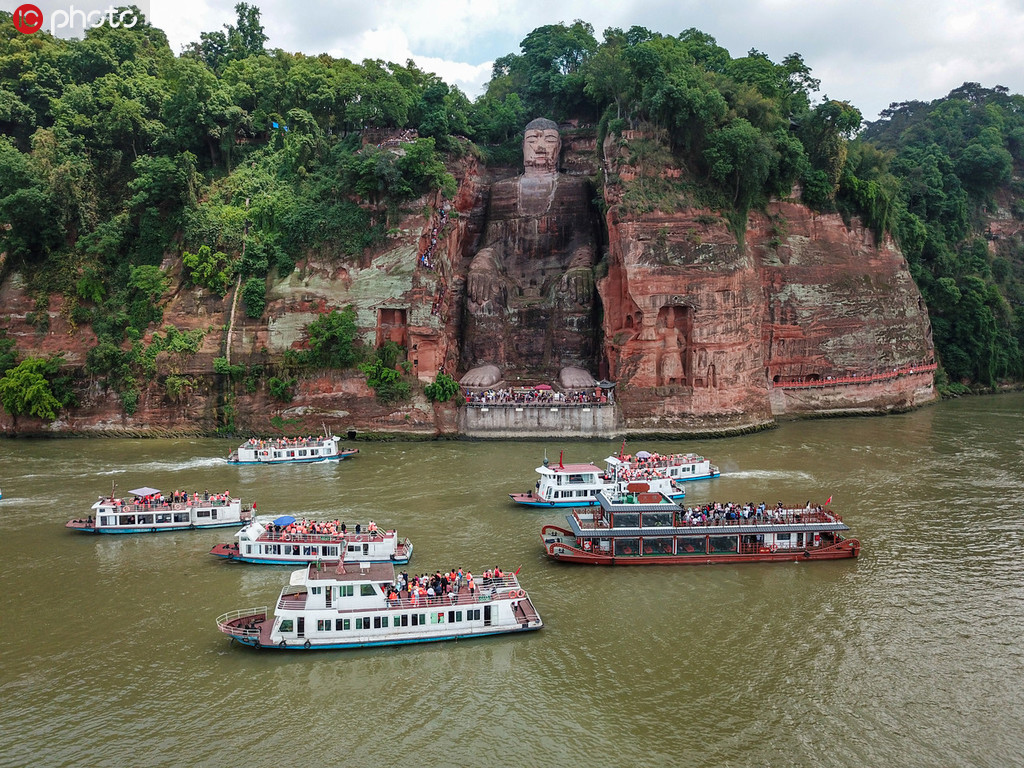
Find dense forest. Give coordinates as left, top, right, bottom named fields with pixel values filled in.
left=0, top=5, right=1022, bottom=421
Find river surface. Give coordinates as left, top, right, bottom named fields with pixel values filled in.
left=2, top=394, right=1023, bottom=768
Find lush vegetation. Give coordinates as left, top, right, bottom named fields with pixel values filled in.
left=0, top=5, right=1022, bottom=405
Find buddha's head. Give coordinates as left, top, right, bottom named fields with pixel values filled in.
left=522, top=117, right=560, bottom=175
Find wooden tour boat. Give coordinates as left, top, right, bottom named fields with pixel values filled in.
left=216, top=562, right=543, bottom=650
left=66, top=486, right=251, bottom=534
left=541, top=490, right=860, bottom=564
left=227, top=429, right=358, bottom=465
left=510, top=452, right=687, bottom=508
left=210, top=516, right=413, bottom=565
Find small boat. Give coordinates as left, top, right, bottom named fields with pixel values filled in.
left=541, top=491, right=860, bottom=564
left=227, top=429, right=358, bottom=465
left=210, top=516, right=413, bottom=565
left=510, top=453, right=684, bottom=508
left=608, top=449, right=719, bottom=484
left=66, top=486, right=251, bottom=534
left=216, top=562, right=543, bottom=650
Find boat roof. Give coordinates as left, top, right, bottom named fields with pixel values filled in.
left=596, top=491, right=677, bottom=511
left=537, top=462, right=603, bottom=475
left=302, top=561, right=396, bottom=584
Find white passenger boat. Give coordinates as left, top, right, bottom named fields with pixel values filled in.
left=227, top=431, right=358, bottom=465
left=66, top=486, right=251, bottom=534
left=216, top=562, right=543, bottom=650
left=607, top=449, right=719, bottom=484
left=510, top=453, right=685, bottom=508
left=210, top=516, right=413, bottom=565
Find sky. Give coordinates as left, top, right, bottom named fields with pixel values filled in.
left=22, top=0, right=1024, bottom=121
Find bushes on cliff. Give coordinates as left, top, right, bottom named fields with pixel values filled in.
left=291, top=307, right=363, bottom=370
left=0, top=356, right=75, bottom=421
left=425, top=372, right=460, bottom=403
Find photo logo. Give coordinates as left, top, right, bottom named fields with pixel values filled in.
left=10, top=3, right=144, bottom=35
left=13, top=4, right=43, bottom=33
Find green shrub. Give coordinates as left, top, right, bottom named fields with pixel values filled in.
left=424, top=371, right=460, bottom=402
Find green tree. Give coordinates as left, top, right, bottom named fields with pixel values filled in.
left=424, top=371, right=460, bottom=402
left=0, top=356, right=69, bottom=421
left=303, top=307, right=361, bottom=368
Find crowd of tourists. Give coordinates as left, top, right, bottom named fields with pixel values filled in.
left=678, top=501, right=827, bottom=526
left=264, top=518, right=383, bottom=538
left=384, top=566, right=514, bottom=606
left=465, top=387, right=607, bottom=405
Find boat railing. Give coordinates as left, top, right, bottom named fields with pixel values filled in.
left=215, top=607, right=267, bottom=638
left=102, top=497, right=236, bottom=512
left=571, top=507, right=841, bottom=530
left=277, top=593, right=308, bottom=610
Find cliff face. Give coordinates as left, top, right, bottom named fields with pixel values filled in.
left=0, top=130, right=936, bottom=436
left=598, top=135, right=936, bottom=433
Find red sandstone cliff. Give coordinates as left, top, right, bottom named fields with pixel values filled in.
left=598, top=132, right=936, bottom=434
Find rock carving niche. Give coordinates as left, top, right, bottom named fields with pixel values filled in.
left=376, top=308, right=408, bottom=349
left=656, top=304, right=692, bottom=386
left=461, top=117, right=599, bottom=382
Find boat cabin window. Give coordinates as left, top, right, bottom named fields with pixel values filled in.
left=373, top=616, right=389, bottom=628
left=709, top=535, right=738, bottom=553
left=566, top=474, right=591, bottom=484
left=119, top=515, right=136, bottom=525
left=642, top=511, right=674, bottom=527
left=339, top=585, right=354, bottom=597
left=317, top=619, right=331, bottom=631
left=612, top=513, right=640, bottom=528
left=280, top=619, right=294, bottom=632
left=467, top=609, right=481, bottom=621
left=196, top=509, right=211, bottom=518
left=137, top=514, right=154, bottom=524
left=678, top=536, right=705, bottom=555
left=155, top=513, right=171, bottom=523
left=173, top=512, right=190, bottom=523
left=299, top=450, right=307, bottom=457
left=101, top=516, right=116, bottom=526
left=449, top=611, right=462, bottom=622
left=310, top=587, right=322, bottom=595
left=323, top=546, right=338, bottom=557
left=776, top=533, right=792, bottom=541
left=336, top=618, right=350, bottom=630
left=614, top=538, right=639, bottom=556
left=642, top=537, right=674, bottom=555
left=360, top=584, right=377, bottom=597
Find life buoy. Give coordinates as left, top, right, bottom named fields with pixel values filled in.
left=303, top=639, right=311, bottom=649
left=517, top=589, right=525, bottom=598
left=769, top=544, right=778, bottom=553
left=507, top=591, right=517, bottom=600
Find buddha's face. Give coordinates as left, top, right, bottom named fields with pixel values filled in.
left=523, top=128, right=560, bottom=174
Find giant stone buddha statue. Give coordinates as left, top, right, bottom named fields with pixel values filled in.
left=461, top=118, right=599, bottom=388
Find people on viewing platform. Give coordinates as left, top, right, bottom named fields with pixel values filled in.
left=464, top=387, right=607, bottom=405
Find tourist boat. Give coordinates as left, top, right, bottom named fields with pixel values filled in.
left=607, top=449, right=719, bottom=484
left=541, top=490, right=860, bottom=564
left=210, top=516, right=413, bottom=565
left=227, top=430, right=358, bottom=465
left=510, top=453, right=685, bottom=508
left=66, top=486, right=251, bottom=534
left=215, top=562, right=543, bottom=650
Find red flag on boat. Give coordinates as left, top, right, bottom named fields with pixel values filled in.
left=619, top=439, right=626, bottom=458
left=825, top=495, right=832, bottom=506
left=514, top=565, right=522, bottom=576
left=559, top=450, right=564, bottom=469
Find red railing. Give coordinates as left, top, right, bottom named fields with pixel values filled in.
left=773, top=361, right=936, bottom=389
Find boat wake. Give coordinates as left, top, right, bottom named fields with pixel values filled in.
left=722, top=469, right=815, bottom=481
left=93, top=456, right=227, bottom=475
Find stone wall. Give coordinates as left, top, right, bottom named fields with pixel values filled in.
left=458, top=403, right=621, bottom=438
